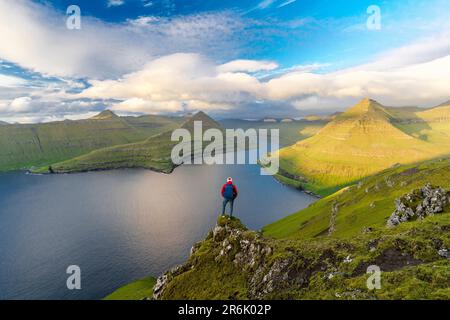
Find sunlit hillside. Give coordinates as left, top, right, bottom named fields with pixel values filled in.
left=0, top=111, right=183, bottom=171
left=277, top=98, right=450, bottom=196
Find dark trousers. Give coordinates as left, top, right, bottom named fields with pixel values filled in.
left=222, top=198, right=234, bottom=216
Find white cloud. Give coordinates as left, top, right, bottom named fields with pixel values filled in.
left=9, top=96, right=32, bottom=112
left=78, top=53, right=264, bottom=114
left=257, top=0, right=276, bottom=9
left=217, top=60, right=278, bottom=73
left=112, top=98, right=184, bottom=114
left=1, top=1, right=450, bottom=121
left=0, top=1, right=245, bottom=79
left=0, top=74, right=28, bottom=88
left=107, top=0, right=125, bottom=7
left=75, top=33, right=450, bottom=116
left=277, top=0, right=297, bottom=8
left=263, top=34, right=450, bottom=107
left=0, top=96, right=32, bottom=113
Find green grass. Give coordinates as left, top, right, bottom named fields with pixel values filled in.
left=35, top=111, right=224, bottom=174
left=35, top=131, right=178, bottom=174
left=113, top=157, right=450, bottom=300
left=220, top=119, right=327, bottom=147
left=263, top=157, right=450, bottom=240
left=158, top=213, right=449, bottom=300
left=277, top=99, right=450, bottom=196
left=104, top=277, right=156, bottom=300
left=4, top=111, right=326, bottom=174
left=159, top=217, right=252, bottom=299
left=0, top=111, right=183, bottom=172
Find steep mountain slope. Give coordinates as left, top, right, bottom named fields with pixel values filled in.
left=139, top=158, right=450, bottom=300
left=263, top=157, right=450, bottom=239
left=0, top=111, right=183, bottom=171
left=220, top=118, right=328, bottom=147
left=107, top=156, right=449, bottom=300
left=180, top=111, right=222, bottom=132
left=37, top=111, right=223, bottom=173
left=104, top=277, right=156, bottom=300
left=394, top=103, right=450, bottom=146
left=277, top=98, right=450, bottom=196
left=150, top=210, right=449, bottom=300
left=90, top=110, right=119, bottom=120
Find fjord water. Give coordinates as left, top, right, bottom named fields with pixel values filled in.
left=0, top=163, right=315, bottom=299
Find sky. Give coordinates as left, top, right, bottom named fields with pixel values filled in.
left=1, top=0, right=450, bottom=122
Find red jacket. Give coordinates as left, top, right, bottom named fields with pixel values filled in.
left=221, top=181, right=238, bottom=199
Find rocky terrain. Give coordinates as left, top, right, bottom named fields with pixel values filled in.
left=387, top=184, right=450, bottom=227
left=152, top=210, right=449, bottom=300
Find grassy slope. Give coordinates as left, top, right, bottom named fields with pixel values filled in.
left=107, top=148, right=450, bottom=300
left=220, top=119, right=327, bottom=147
left=394, top=104, right=450, bottom=146
left=159, top=214, right=449, bottom=300
left=0, top=111, right=183, bottom=172
left=263, top=157, right=450, bottom=239
left=37, top=131, right=178, bottom=173
left=100, top=104, right=450, bottom=300
left=277, top=99, right=450, bottom=196
left=37, top=111, right=223, bottom=173
left=104, top=277, right=156, bottom=300
left=131, top=158, right=450, bottom=300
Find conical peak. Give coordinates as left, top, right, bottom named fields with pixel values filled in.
left=346, top=98, right=384, bottom=115
left=91, top=110, right=118, bottom=120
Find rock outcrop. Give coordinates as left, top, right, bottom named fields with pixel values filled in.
left=387, top=184, right=449, bottom=227
left=151, top=213, right=449, bottom=300
left=153, top=217, right=342, bottom=299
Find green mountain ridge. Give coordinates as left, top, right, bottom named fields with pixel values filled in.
left=220, top=118, right=328, bottom=147
left=35, top=111, right=224, bottom=174
left=152, top=212, right=449, bottom=300
left=277, top=98, right=450, bottom=196
left=90, top=109, right=120, bottom=120
left=0, top=111, right=184, bottom=172
left=110, top=157, right=450, bottom=300
left=181, top=110, right=223, bottom=131
left=264, top=156, right=450, bottom=239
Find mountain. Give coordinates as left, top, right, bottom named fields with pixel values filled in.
left=276, top=98, right=450, bottom=196
left=152, top=213, right=448, bottom=299
left=0, top=111, right=183, bottom=171
left=181, top=110, right=222, bottom=132
left=220, top=118, right=328, bottom=147
left=36, top=111, right=224, bottom=174
left=0, top=120, right=8, bottom=125
left=90, top=109, right=120, bottom=120
left=111, top=156, right=449, bottom=300
left=436, top=100, right=450, bottom=107
left=264, top=156, right=450, bottom=239
left=105, top=153, right=450, bottom=300
left=303, top=112, right=342, bottom=122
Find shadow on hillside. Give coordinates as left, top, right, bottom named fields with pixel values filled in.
left=390, top=112, right=432, bottom=141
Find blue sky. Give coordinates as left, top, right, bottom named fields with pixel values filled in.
left=37, top=0, right=450, bottom=69
left=1, top=0, right=450, bottom=122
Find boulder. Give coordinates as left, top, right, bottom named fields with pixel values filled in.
left=387, top=184, right=449, bottom=227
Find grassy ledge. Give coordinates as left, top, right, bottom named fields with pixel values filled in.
left=103, top=277, right=156, bottom=300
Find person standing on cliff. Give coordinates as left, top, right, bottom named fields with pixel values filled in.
left=221, top=177, right=238, bottom=217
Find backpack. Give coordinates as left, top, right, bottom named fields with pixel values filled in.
left=223, top=184, right=235, bottom=200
